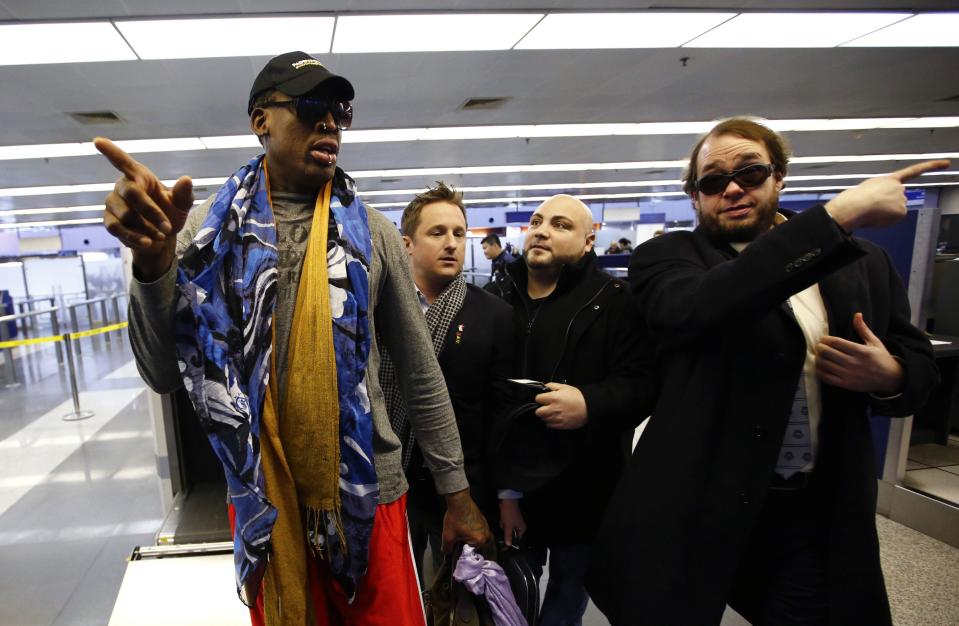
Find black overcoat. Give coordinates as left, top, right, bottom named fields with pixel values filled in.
left=587, top=206, right=939, bottom=625
left=406, top=283, right=514, bottom=518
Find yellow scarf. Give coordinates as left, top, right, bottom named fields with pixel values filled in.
left=258, top=178, right=341, bottom=625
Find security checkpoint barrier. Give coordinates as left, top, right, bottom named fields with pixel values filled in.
left=0, top=320, right=129, bottom=421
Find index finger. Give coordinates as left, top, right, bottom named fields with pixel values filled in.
left=817, top=335, right=868, bottom=355
left=93, top=137, right=143, bottom=180
left=890, top=159, right=950, bottom=183
left=534, top=391, right=553, bottom=405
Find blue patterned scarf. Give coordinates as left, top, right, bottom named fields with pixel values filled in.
left=173, top=154, right=377, bottom=605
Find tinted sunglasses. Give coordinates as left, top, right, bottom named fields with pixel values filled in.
left=694, top=163, right=777, bottom=196
left=259, top=96, right=353, bottom=130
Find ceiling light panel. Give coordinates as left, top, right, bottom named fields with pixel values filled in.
left=112, top=137, right=206, bottom=153
left=884, top=117, right=959, bottom=129
left=116, top=17, right=335, bottom=59
left=9, top=173, right=954, bottom=219
left=0, top=142, right=97, bottom=161
left=0, top=22, right=136, bottom=66
left=768, top=118, right=913, bottom=131
left=0, top=182, right=115, bottom=198
left=684, top=12, right=911, bottom=48
left=199, top=135, right=261, bottom=150
left=792, top=152, right=959, bottom=164
left=332, top=14, right=543, bottom=53
left=516, top=12, right=735, bottom=49
left=843, top=13, right=959, bottom=47
left=0, top=205, right=102, bottom=216
left=4, top=117, right=959, bottom=162
left=343, top=129, right=428, bottom=144
left=0, top=218, right=102, bottom=230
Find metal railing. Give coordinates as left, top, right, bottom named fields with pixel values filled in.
left=0, top=307, right=64, bottom=375
left=63, top=296, right=124, bottom=354
left=15, top=296, right=56, bottom=334
left=0, top=293, right=131, bottom=419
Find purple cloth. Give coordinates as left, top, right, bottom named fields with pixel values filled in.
left=453, top=545, right=528, bottom=626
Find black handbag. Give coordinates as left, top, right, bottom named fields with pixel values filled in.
left=497, top=539, right=540, bottom=625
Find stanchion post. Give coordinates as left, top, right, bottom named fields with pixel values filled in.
left=1, top=319, right=19, bottom=388
left=86, top=302, right=100, bottom=350
left=110, top=294, right=124, bottom=344
left=99, top=299, right=111, bottom=344
left=61, top=333, right=94, bottom=422
left=68, top=305, right=82, bottom=355
left=51, top=308, right=64, bottom=364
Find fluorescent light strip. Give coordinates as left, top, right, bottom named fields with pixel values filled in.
left=0, top=138, right=200, bottom=161
left=367, top=192, right=690, bottom=209
left=359, top=180, right=687, bottom=197
left=3, top=117, right=959, bottom=161
left=684, top=13, right=911, bottom=48
left=0, top=218, right=102, bottom=230
left=768, top=118, right=913, bottom=132
left=843, top=13, right=959, bottom=47
left=0, top=22, right=136, bottom=65
left=359, top=170, right=959, bottom=199
left=0, top=177, right=224, bottom=198
left=367, top=180, right=959, bottom=209
left=332, top=14, right=543, bottom=53
left=785, top=182, right=959, bottom=193
left=200, top=136, right=262, bottom=150
left=7, top=179, right=958, bottom=224
left=0, top=182, right=115, bottom=198
left=516, top=12, right=735, bottom=49
left=115, top=17, right=336, bottom=59
left=351, top=153, right=959, bottom=179
left=793, top=152, right=959, bottom=164
left=0, top=205, right=102, bottom=217
left=351, top=161, right=689, bottom=179
left=2, top=158, right=955, bottom=203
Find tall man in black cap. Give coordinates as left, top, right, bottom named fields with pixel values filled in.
left=494, top=194, right=652, bottom=626
left=589, top=117, right=945, bottom=625
left=96, top=51, right=489, bottom=626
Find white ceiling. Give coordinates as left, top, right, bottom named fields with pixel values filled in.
left=1, top=1, right=958, bottom=226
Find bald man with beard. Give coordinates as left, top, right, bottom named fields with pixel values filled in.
left=491, top=195, right=654, bottom=626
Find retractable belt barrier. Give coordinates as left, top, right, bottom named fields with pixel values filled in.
left=0, top=322, right=128, bottom=350
left=0, top=322, right=129, bottom=421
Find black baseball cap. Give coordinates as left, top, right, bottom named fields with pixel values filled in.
left=248, top=51, right=355, bottom=115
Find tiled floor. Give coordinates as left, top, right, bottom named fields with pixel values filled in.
left=0, top=338, right=165, bottom=626
left=905, top=440, right=959, bottom=505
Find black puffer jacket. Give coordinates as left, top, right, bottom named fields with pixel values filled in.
left=497, top=251, right=655, bottom=545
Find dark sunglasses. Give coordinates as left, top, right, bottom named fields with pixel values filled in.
left=694, top=163, right=777, bottom=196
left=259, top=96, right=353, bottom=130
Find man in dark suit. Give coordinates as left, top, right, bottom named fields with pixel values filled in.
left=587, top=117, right=945, bottom=625
left=380, top=182, right=513, bottom=582
left=481, top=233, right=516, bottom=300
left=495, top=194, right=653, bottom=626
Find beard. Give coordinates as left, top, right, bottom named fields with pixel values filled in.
left=697, top=195, right=778, bottom=243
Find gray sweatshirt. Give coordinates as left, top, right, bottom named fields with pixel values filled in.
left=128, top=192, right=467, bottom=504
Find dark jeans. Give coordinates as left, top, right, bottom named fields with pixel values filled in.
left=728, top=486, right=830, bottom=626
left=530, top=543, right=592, bottom=626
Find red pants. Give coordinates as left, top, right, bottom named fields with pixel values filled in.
left=229, top=494, right=426, bottom=626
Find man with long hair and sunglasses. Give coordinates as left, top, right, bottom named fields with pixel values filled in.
left=588, top=117, right=945, bottom=625
left=94, top=51, right=489, bottom=626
